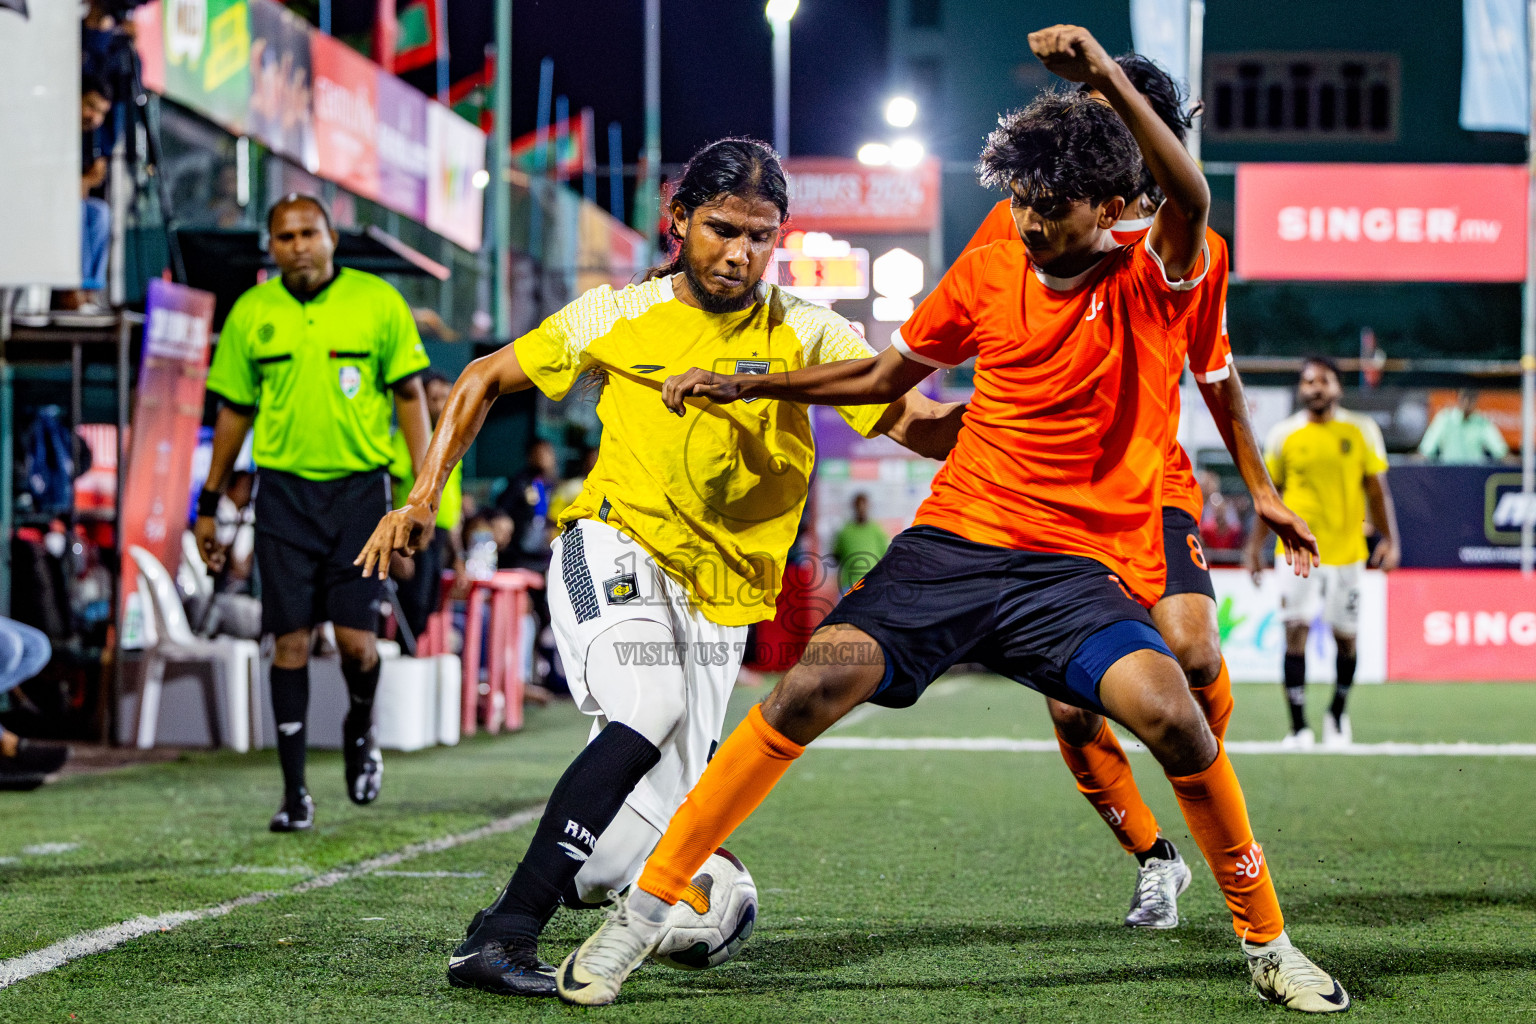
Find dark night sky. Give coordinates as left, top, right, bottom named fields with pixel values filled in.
left=339, top=0, right=891, bottom=173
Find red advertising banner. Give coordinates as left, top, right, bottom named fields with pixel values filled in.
left=1235, top=163, right=1527, bottom=282
left=783, top=157, right=941, bottom=234
left=119, top=280, right=216, bottom=629
left=1386, top=569, right=1536, bottom=680
left=311, top=31, right=379, bottom=199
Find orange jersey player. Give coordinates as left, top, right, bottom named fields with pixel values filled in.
left=557, top=26, right=1346, bottom=1015
left=958, top=54, right=1306, bottom=936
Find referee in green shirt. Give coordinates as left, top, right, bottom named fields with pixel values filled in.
left=196, top=194, right=432, bottom=832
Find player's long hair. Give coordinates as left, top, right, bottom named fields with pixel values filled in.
left=978, top=90, right=1142, bottom=210
left=642, top=137, right=789, bottom=282
left=1078, top=53, right=1195, bottom=207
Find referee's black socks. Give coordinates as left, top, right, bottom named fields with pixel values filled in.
left=341, top=657, right=381, bottom=735
left=270, top=665, right=310, bottom=799
left=480, top=723, right=661, bottom=946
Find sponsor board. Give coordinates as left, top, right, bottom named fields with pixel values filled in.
left=1387, top=570, right=1536, bottom=681
left=1210, top=568, right=1387, bottom=684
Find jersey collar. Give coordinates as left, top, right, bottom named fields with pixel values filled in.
left=281, top=267, right=341, bottom=304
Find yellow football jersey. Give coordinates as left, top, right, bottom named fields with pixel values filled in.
left=1263, top=409, right=1389, bottom=566
left=514, top=275, right=889, bottom=626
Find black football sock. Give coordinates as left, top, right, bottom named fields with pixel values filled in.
left=341, top=657, right=382, bottom=734
left=1330, top=652, right=1357, bottom=722
left=1135, top=836, right=1179, bottom=866
left=270, top=665, right=310, bottom=799
left=481, top=723, right=662, bottom=944
left=1283, top=653, right=1308, bottom=732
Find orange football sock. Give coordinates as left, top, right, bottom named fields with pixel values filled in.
left=1190, top=658, right=1234, bottom=741
left=1056, top=720, right=1161, bottom=855
left=1166, top=745, right=1285, bottom=943
left=637, top=703, right=804, bottom=904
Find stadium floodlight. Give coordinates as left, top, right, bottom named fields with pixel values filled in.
left=765, top=0, right=799, bottom=23
left=889, top=137, right=925, bottom=168
left=471, top=169, right=491, bottom=189
left=857, top=142, right=891, bottom=166
left=885, top=96, right=918, bottom=128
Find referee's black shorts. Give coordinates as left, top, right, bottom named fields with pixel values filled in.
left=253, top=469, right=391, bottom=637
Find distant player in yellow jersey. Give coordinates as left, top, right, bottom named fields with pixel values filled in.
left=1245, top=356, right=1399, bottom=749
left=355, top=138, right=956, bottom=998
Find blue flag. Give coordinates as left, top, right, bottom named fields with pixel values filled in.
left=1129, top=0, right=1188, bottom=89
left=1461, top=0, right=1529, bottom=133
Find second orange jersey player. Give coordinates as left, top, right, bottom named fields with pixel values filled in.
left=557, top=26, right=1346, bottom=1014
left=960, top=53, right=1312, bottom=933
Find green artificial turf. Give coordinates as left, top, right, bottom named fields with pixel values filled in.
left=1, top=678, right=1532, bottom=1022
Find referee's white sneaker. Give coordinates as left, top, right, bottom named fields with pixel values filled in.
left=1280, top=728, right=1316, bottom=751
left=1245, top=932, right=1351, bottom=1012
left=1321, top=713, right=1353, bottom=749
left=556, top=899, right=661, bottom=1006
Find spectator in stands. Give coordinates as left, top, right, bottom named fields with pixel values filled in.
left=70, top=72, right=115, bottom=314
left=831, top=493, right=889, bottom=591
left=1198, top=470, right=1246, bottom=553
left=0, top=617, right=68, bottom=789
left=1417, top=389, right=1511, bottom=465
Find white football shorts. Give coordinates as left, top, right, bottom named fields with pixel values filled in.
left=548, top=518, right=747, bottom=833
left=1279, top=560, right=1362, bottom=636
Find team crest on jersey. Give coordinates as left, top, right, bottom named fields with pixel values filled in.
left=257, top=323, right=276, bottom=343
left=735, top=359, right=770, bottom=403
left=1340, top=438, right=1352, bottom=454
left=338, top=365, right=362, bottom=399
left=604, top=573, right=639, bottom=604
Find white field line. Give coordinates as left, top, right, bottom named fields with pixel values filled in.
left=0, top=804, right=543, bottom=991
left=815, top=737, right=1536, bottom=757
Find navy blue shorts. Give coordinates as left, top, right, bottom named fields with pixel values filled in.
left=1161, top=507, right=1217, bottom=601
left=820, top=526, right=1171, bottom=713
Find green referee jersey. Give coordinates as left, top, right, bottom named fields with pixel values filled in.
left=207, top=268, right=430, bottom=481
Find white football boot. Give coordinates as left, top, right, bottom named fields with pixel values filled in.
left=1124, top=849, right=1193, bottom=929
left=1279, top=728, right=1316, bottom=751
left=1321, top=713, right=1352, bottom=749
left=557, top=897, right=663, bottom=1006
left=1245, top=932, right=1351, bottom=1012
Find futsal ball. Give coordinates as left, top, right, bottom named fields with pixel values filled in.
left=651, top=848, right=757, bottom=970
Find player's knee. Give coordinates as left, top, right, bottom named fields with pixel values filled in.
left=1047, top=700, right=1101, bottom=746
left=272, top=630, right=311, bottom=667
left=1334, top=634, right=1357, bottom=657
left=1168, top=632, right=1222, bottom=690
left=335, top=634, right=377, bottom=669
left=767, top=662, right=869, bottom=733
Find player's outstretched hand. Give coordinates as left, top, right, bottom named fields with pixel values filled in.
left=192, top=515, right=229, bottom=573
left=1028, top=25, right=1118, bottom=86
left=1255, top=493, right=1320, bottom=579
left=355, top=503, right=437, bottom=581
left=662, top=367, right=745, bottom=415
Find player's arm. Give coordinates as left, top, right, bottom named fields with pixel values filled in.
left=1198, top=369, right=1317, bottom=576
left=1364, top=473, right=1400, bottom=571
left=662, top=346, right=935, bottom=414
left=871, top=393, right=967, bottom=461
left=193, top=401, right=255, bottom=572
left=391, top=375, right=432, bottom=476
left=1031, top=24, right=1209, bottom=278
left=357, top=343, right=536, bottom=579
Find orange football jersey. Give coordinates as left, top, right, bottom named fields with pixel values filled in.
left=962, top=200, right=1232, bottom=523
left=894, top=236, right=1208, bottom=605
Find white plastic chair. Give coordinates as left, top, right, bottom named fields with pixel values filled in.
left=128, top=546, right=256, bottom=752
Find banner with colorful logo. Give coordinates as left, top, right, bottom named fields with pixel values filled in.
left=427, top=101, right=486, bottom=251
left=119, top=281, right=216, bottom=637
left=311, top=32, right=379, bottom=198
left=376, top=72, right=430, bottom=222
left=248, top=0, right=316, bottom=170
left=162, top=0, right=252, bottom=132
left=783, top=158, right=942, bottom=234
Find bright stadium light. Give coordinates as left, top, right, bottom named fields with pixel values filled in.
left=885, top=96, right=918, bottom=128
left=857, top=142, right=891, bottom=166
left=889, top=137, right=925, bottom=168
left=765, top=0, right=799, bottom=23
left=472, top=169, right=491, bottom=189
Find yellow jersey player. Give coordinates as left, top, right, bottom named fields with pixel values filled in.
left=1245, top=356, right=1399, bottom=748
left=356, top=137, right=957, bottom=999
